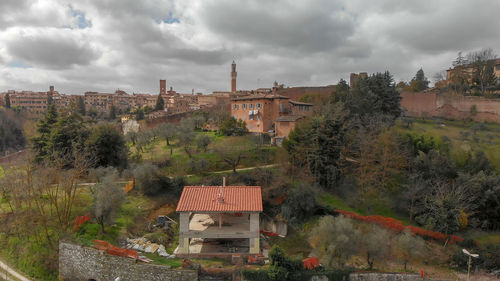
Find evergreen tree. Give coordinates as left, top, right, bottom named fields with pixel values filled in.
left=108, top=105, right=117, bottom=120
left=409, top=68, right=429, bottom=92
left=85, top=123, right=128, bottom=169
left=32, top=104, right=59, bottom=161
left=155, top=95, right=165, bottom=110
left=77, top=96, right=86, bottom=116
left=347, top=71, right=402, bottom=120
left=5, top=93, right=10, bottom=108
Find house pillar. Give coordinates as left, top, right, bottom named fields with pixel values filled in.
left=178, top=212, right=190, bottom=254
left=249, top=213, right=260, bottom=254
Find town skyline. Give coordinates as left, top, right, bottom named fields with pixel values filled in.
left=1, top=0, right=500, bottom=94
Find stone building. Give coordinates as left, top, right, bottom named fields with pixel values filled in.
left=175, top=183, right=262, bottom=256
left=350, top=72, right=368, bottom=88
left=446, top=58, right=500, bottom=83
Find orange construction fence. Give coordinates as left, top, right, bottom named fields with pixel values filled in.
left=73, top=214, right=91, bottom=232
left=94, top=239, right=138, bottom=259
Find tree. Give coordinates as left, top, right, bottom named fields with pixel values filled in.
left=408, top=68, right=429, bottom=92
left=214, top=137, right=249, bottom=173
left=91, top=170, right=125, bottom=233
left=136, top=108, right=145, bottom=120
left=356, top=129, right=408, bottom=200
left=155, top=95, right=165, bottom=111
left=176, top=121, right=196, bottom=157
left=77, top=96, right=86, bottom=116
left=281, top=184, right=317, bottom=225
left=450, top=52, right=470, bottom=94
left=85, top=123, right=128, bottom=169
left=360, top=225, right=390, bottom=270
left=5, top=93, right=10, bottom=108
left=346, top=71, right=402, bottom=120
left=157, top=123, right=176, bottom=146
left=394, top=229, right=425, bottom=271
left=310, top=215, right=360, bottom=268
left=196, top=134, right=212, bottom=152
left=132, top=162, right=162, bottom=195
left=284, top=106, right=346, bottom=188
left=108, top=105, right=117, bottom=120
left=468, top=48, right=497, bottom=94
left=219, top=117, right=248, bottom=136
left=0, top=108, right=25, bottom=154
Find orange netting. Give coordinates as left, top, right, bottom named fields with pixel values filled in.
left=94, top=239, right=138, bottom=259
left=73, top=214, right=91, bottom=232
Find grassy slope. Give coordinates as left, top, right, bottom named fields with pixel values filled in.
left=393, top=118, right=500, bottom=172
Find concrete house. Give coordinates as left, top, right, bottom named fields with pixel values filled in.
left=175, top=182, right=262, bottom=256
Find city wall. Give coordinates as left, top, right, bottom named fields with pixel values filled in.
left=59, top=242, right=198, bottom=281
left=400, top=92, right=500, bottom=123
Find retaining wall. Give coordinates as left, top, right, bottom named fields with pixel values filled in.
left=59, top=242, right=197, bottom=281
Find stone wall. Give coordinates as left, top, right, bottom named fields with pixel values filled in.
left=400, top=92, right=500, bottom=123
left=349, top=273, right=423, bottom=281
left=59, top=242, right=197, bottom=281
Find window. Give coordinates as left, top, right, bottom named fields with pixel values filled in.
left=234, top=115, right=237, bottom=119
left=256, top=103, right=262, bottom=109
left=233, top=104, right=239, bottom=110
left=249, top=103, right=254, bottom=109
left=496, top=64, right=500, bottom=71
left=242, top=103, right=247, bottom=109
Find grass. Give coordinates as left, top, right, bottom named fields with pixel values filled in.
left=394, top=117, right=500, bottom=172
left=318, top=193, right=410, bottom=225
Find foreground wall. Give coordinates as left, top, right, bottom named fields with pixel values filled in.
left=400, top=92, right=500, bottom=123
left=59, top=242, right=197, bottom=281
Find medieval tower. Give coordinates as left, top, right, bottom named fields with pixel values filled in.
left=160, top=79, right=166, bottom=95
left=231, top=61, right=237, bottom=92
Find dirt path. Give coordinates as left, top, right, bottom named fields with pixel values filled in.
left=0, top=258, right=30, bottom=281
left=192, top=164, right=279, bottom=176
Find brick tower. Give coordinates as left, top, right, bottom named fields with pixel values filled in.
left=231, top=61, right=237, bottom=93
left=160, top=79, right=166, bottom=95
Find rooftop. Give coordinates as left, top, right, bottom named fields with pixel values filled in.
left=232, top=94, right=290, bottom=101
left=176, top=186, right=263, bottom=213
left=289, top=100, right=313, bottom=106
left=276, top=115, right=305, bottom=122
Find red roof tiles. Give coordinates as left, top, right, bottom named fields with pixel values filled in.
left=176, top=186, right=263, bottom=212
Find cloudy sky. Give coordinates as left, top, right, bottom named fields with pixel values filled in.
left=1, top=0, right=499, bottom=95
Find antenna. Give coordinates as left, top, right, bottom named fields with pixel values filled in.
left=218, top=177, right=226, bottom=203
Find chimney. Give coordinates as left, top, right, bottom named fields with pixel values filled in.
left=218, top=177, right=225, bottom=204
left=49, top=86, right=54, bottom=93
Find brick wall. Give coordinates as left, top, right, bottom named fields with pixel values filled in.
left=59, top=242, right=198, bottom=281
left=400, top=92, right=500, bottom=123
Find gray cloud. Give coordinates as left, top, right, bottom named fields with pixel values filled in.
left=5, top=29, right=101, bottom=69
left=1, top=0, right=499, bottom=94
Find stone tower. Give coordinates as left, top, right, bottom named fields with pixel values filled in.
left=231, top=61, right=237, bottom=93
left=160, top=79, right=166, bottom=95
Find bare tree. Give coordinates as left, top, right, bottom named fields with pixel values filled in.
left=468, top=48, right=497, bottom=94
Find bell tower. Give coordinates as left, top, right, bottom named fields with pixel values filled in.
left=231, top=61, right=237, bottom=93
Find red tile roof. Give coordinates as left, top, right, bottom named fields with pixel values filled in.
left=176, top=186, right=263, bottom=212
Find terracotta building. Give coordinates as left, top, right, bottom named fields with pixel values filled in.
left=446, top=58, right=500, bottom=83
left=231, top=92, right=312, bottom=138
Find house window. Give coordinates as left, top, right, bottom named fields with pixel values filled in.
left=242, top=103, right=247, bottom=109
left=256, top=103, right=262, bottom=109
left=249, top=103, right=254, bottom=109
left=233, top=104, right=239, bottom=110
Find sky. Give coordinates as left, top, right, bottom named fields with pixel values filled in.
left=1, top=0, right=499, bottom=95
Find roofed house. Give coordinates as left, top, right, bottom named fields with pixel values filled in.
left=175, top=182, right=262, bottom=256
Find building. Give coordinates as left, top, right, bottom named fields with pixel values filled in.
left=446, top=58, right=500, bottom=83
left=231, top=94, right=291, bottom=133
left=230, top=92, right=313, bottom=138
left=175, top=182, right=262, bottom=256
left=350, top=72, right=368, bottom=88
left=231, top=61, right=237, bottom=93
